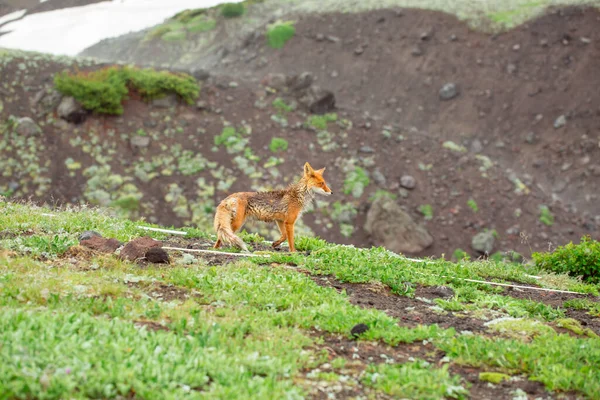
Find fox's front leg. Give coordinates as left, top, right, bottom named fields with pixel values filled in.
left=284, top=221, right=296, bottom=252
left=272, top=220, right=287, bottom=248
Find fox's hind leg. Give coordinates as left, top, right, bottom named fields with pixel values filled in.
left=272, top=220, right=287, bottom=248
left=214, top=238, right=222, bottom=249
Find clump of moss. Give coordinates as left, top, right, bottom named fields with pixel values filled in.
left=555, top=318, right=598, bottom=338
left=221, top=3, right=245, bottom=18
left=479, top=372, right=511, bottom=384
left=266, top=21, right=295, bottom=49
left=54, top=66, right=200, bottom=115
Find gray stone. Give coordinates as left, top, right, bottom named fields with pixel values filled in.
left=372, top=169, right=386, bottom=185
left=400, top=175, right=416, bottom=189
left=471, top=231, right=495, bottom=254
left=359, top=145, right=375, bottom=153
left=411, top=46, right=423, bottom=56
left=130, top=135, right=151, bottom=149
left=190, top=68, right=210, bottom=81
left=554, top=115, right=567, bottom=129
left=364, top=196, right=434, bottom=254
left=439, top=83, right=459, bottom=100
left=57, top=96, right=87, bottom=124
left=15, top=117, right=42, bottom=136
left=151, top=94, right=178, bottom=108
left=524, top=132, right=536, bottom=144
left=470, top=139, right=483, bottom=153
left=78, top=230, right=102, bottom=241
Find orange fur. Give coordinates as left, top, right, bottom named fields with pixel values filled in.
left=213, top=162, right=332, bottom=252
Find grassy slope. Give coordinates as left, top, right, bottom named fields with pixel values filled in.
left=1, top=200, right=600, bottom=399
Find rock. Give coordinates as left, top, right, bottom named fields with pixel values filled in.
left=78, top=230, right=102, bottom=241
left=80, top=236, right=122, bottom=253
left=411, top=46, right=423, bottom=56
left=190, top=68, right=210, bottom=81
left=429, top=286, right=454, bottom=298
left=471, top=231, right=495, bottom=254
left=470, top=139, right=483, bottom=153
left=195, top=100, right=208, bottom=110
left=524, top=132, right=536, bottom=144
left=15, top=117, right=42, bottom=136
left=439, top=83, right=459, bottom=100
left=326, top=35, right=340, bottom=43
left=130, top=135, right=151, bottom=149
left=57, top=96, right=87, bottom=124
left=145, top=247, right=170, bottom=264
left=300, top=86, right=335, bottom=114
left=350, top=323, right=369, bottom=338
left=286, top=72, right=314, bottom=91
left=554, top=114, right=567, bottom=128
left=354, top=46, right=364, bottom=55
left=262, top=73, right=287, bottom=89
left=372, top=169, right=386, bottom=185
left=400, top=175, right=416, bottom=189
left=364, top=196, right=433, bottom=254
left=120, top=237, right=163, bottom=262
left=360, top=146, right=375, bottom=153
left=151, top=94, right=178, bottom=108
left=506, top=63, right=518, bottom=74
left=315, top=33, right=325, bottom=41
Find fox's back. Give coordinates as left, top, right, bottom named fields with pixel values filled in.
left=246, top=190, right=293, bottom=221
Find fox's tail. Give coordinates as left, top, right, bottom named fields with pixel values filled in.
left=213, top=205, right=249, bottom=252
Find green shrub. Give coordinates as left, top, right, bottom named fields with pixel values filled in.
left=162, top=30, right=186, bottom=41
left=539, top=205, right=554, bottom=226
left=532, top=236, right=600, bottom=283
left=419, top=204, right=433, bottom=220
left=467, top=198, right=478, bottom=213
left=267, top=21, right=295, bottom=49
left=54, top=67, right=199, bottom=115
left=343, top=167, right=370, bottom=198
left=221, top=3, right=245, bottom=18
left=269, top=138, right=288, bottom=153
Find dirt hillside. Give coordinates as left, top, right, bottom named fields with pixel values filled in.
left=1, top=4, right=600, bottom=260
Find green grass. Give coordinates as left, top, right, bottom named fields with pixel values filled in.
left=1, top=201, right=600, bottom=399
left=266, top=21, right=295, bottom=49
left=364, top=360, right=468, bottom=399
left=268, top=137, right=288, bottom=153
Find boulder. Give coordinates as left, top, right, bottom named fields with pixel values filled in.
left=364, top=196, right=434, bottom=254
left=57, top=96, right=87, bottom=124
left=15, top=117, right=42, bottom=136
left=471, top=231, right=495, bottom=254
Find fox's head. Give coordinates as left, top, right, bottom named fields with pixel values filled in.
left=303, top=162, right=332, bottom=196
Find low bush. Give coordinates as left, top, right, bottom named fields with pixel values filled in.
left=221, top=3, right=245, bottom=18
left=532, top=235, right=600, bottom=283
left=54, top=66, right=199, bottom=115
left=266, top=21, right=295, bottom=49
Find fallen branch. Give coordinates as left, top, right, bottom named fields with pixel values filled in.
left=137, top=226, right=187, bottom=235
left=162, top=246, right=269, bottom=258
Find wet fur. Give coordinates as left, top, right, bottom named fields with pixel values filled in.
left=213, top=163, right=331, bottom=252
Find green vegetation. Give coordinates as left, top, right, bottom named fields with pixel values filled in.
left=268, top=137, right=288, bottom=153
left=54, top=66, right=199, bottom=115
left=1, top=201, right=600, bottom=399
left=364, top=361, right=468, bottom=399
left=343, top=167, right=370, bottom=198
left=306, top=113, right=337, bottom=131
left=467, top=198, right=478, bottom=213
left=221, top=3, right=245, bottom=18
left=214, top=126, right=249, bottom=153
left=539, top=205, right=554, bottom=226
left=419, top=204, right=433, bottom=220
left=453, top=248, right=470, bottom=262
left=272, top=97, right=293, bottom=114
left=533, top=235, right=600, bottom=283
left=266, top=21, right=296, bottom=49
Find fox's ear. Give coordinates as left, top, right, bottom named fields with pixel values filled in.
left=304, top=162, right=314, bottom=176
left=315, top=167, right=326, bottom=175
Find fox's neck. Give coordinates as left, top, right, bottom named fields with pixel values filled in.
left=285, top=178, right=314, bottom=208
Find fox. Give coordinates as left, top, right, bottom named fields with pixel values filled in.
left=213, top=162, right=332, bottom=253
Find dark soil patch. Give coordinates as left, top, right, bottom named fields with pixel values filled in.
left=127, top=281, right=190, bottom=302
left=120, top=236, right=165, bottom=263
left=501, top=284, right=598, bottom=308
left=80, top=236, right=122, bottom=253
left=308, top=333, right=557, bottom=400
left=134, top=320, right=170, bottom=332
left=565, top=309, right=600, bottom=336
left=311, top=275, right=488, bottom=334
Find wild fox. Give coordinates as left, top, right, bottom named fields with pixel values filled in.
left=213, top=162, right=332, bottom=252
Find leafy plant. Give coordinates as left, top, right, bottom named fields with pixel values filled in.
left=266, top=21, right=295, bottom=49
left=419, top=204, right=433, bottom=220
left=539, top=205, right=554, bottom=226
left=532, top=235, right=600, bottom=283
left=269, top=137, right=288, bottom=153
left=453, top=248, right=470, bottom=262
left=221, top=3, right=245, bottom=18
left=467, top=199, right=478, bottom=213
left=343, top=167, right=370, bottom=198
left=272, top=98, right=293, bottom=114
left=307, top=113, right=337, bottom=131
